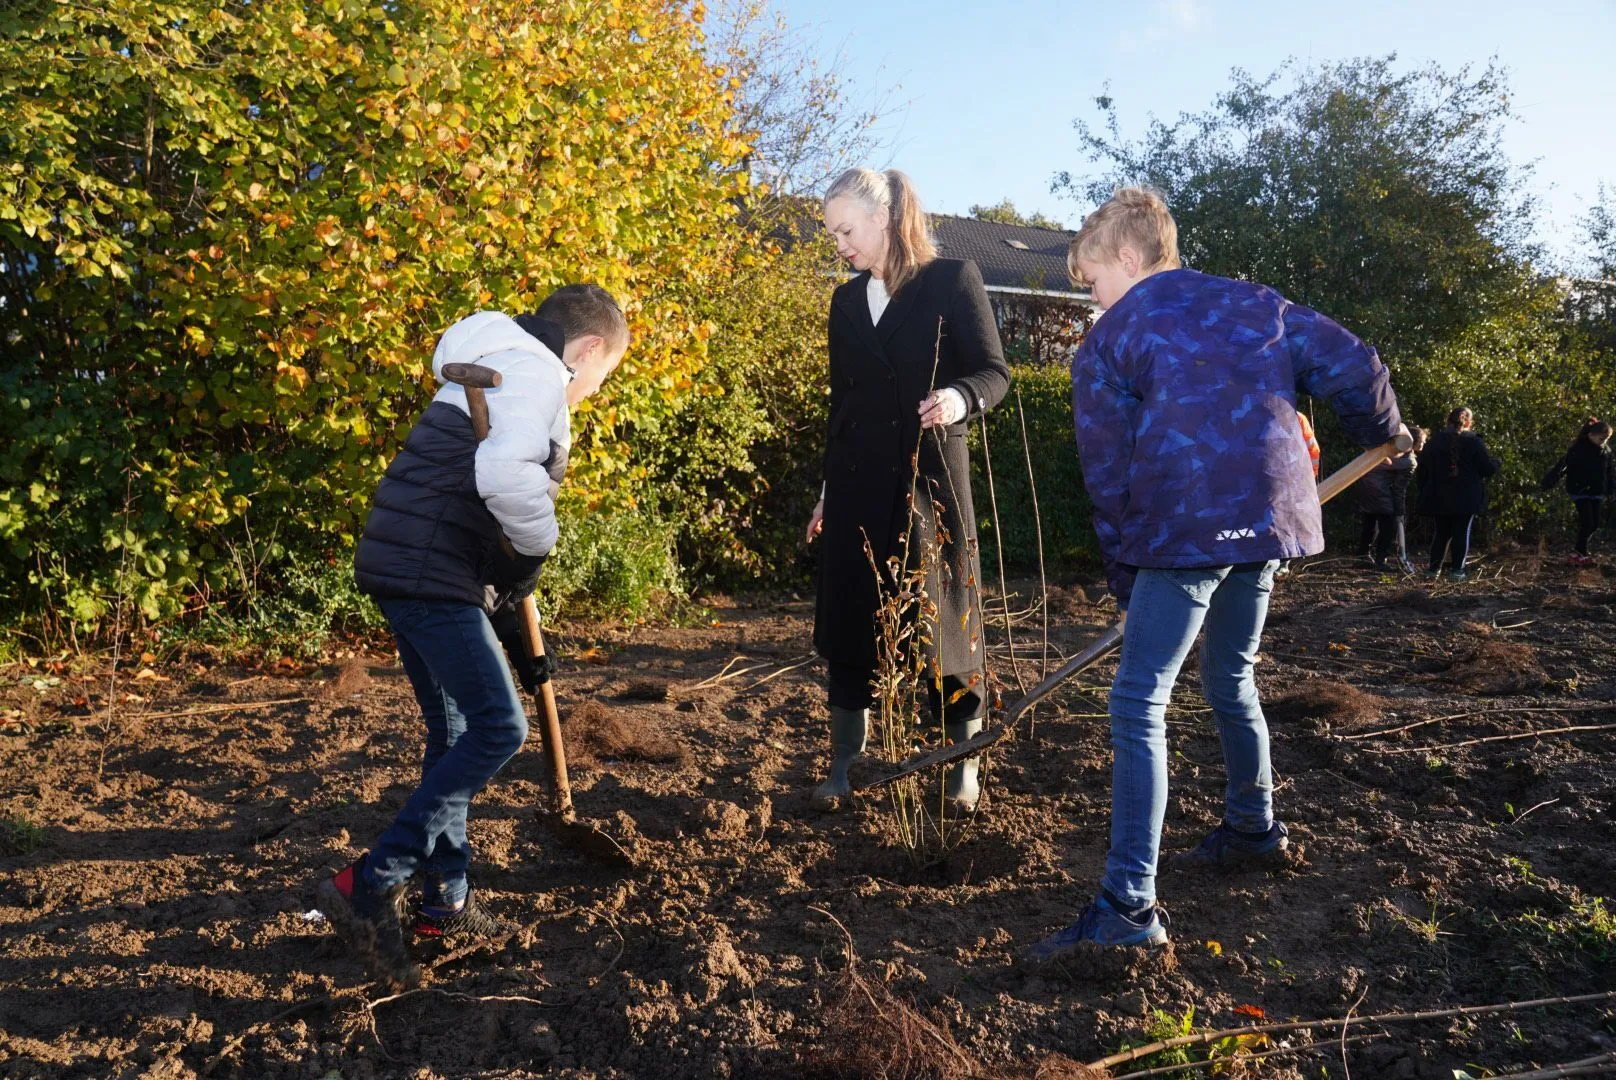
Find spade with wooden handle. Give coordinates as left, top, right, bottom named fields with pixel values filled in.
left=856, top=430, right=1417, bottom=791
left=439, top=362, right=635, bottom=868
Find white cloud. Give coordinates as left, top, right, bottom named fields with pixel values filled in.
left=1118, top=0, right=1209, bottom=52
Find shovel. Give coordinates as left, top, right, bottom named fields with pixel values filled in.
left=439, top=361, right=636, bottom=868
left=856, top=430, right=1415, bottom=791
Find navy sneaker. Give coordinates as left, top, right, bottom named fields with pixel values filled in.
left=313, top=855, right=422, bottom=989
left=1026, top=893, right=1170, bottom=961
left=1170, top=820, right=1290, bottom=871
left=412, top=890, right=520, bottom=946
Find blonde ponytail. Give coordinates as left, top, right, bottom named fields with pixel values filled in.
left=824, top=166, right=937, bottom=295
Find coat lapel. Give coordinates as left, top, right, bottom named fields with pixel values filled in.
left=832, top=272, right=890, bottom=366
left=875, top=263, right=929, bottom=346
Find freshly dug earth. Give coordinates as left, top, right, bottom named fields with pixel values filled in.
left=3, top=545, right=1616, bottom=1078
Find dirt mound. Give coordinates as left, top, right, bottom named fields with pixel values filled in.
left=566, top=700, right=690, bottom=768
left=1265, top=678, right=1385, bottom=731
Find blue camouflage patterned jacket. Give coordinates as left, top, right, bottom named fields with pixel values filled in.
left=1071, top=269, right=1401, bottom=606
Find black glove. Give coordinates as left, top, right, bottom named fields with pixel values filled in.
left=488, top=544, right=545, bottom=597
left=489, top=598, right=547, bottom=696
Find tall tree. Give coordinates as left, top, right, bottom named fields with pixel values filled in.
left=968, top=199, right=1066, bottom=231
left=1058, top=57, right=1535, bottom=362
left=1055, top=57, right=1608, bottom=529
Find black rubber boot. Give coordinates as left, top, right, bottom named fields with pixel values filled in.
left=811, top=706, right=868, bottom=810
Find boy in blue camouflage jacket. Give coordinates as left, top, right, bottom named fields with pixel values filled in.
left=1029, top=188, right=1406, bottom=960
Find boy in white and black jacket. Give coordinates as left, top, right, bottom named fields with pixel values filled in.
left=319, top=285, right=628, bottom=988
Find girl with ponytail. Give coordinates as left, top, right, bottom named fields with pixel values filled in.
left=804, top=167, right=1010, bottom=814
left=1415, top=406, right=1500, bottom=581
left=1541, top=415, right=1615, bottom=564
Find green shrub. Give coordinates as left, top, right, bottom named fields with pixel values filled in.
left=539, top=506, right=684, bottom=622
left=0, top=0, right=748, bottom=640
left=970, top=363, right=1100, bottom=576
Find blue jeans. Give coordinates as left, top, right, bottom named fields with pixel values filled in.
left=1104, top=562, right=1277, bottom=909
left=365, top=598, right=528, bottom=907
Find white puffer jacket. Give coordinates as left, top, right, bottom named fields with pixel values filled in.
left=431, top=311, right=571, bottom=557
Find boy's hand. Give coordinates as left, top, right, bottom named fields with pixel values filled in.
left=919, top=388, right=967, bottom=429
left=805, top=499, right=824, bottom=543
left=1384, top=422, right=1414, bottom=465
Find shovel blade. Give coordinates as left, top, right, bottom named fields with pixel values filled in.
left=540, top=811, right=637, bottom=869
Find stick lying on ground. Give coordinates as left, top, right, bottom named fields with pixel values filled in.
left=857, top=431, right=1415, bottom=791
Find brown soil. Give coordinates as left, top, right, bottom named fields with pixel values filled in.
left=3, top=547, right=1616, bottom=1078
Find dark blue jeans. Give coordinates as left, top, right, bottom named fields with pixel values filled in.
left=364, top=598, right=528, bottom=907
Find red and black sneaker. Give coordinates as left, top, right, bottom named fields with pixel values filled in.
left=412, top=890, right=522, bottom=947
left=312, top=856, right=422, bottom=990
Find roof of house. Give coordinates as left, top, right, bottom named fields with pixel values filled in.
left=932, top=214, right=1087, bottom=297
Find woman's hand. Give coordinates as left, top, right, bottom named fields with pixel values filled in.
left=805, top=499, right=824, bottom=543
left=918, top=388, right=967, bottom=429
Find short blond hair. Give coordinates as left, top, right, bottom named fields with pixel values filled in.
left=1067, top=186, right=1181, bottom=285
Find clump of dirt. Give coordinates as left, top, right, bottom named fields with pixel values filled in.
left=1265, top=678, right=1385, bottom=731
left=618, top=679, right=672, bottom=702
left=566, top=701, right=690, bottom=768
left=1439, top=637, right=1550, bottom=695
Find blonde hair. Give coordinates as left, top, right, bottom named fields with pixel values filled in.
left=1067, top=185, right=1181, bottom=285
left=824, top=167, right=937, bottom=296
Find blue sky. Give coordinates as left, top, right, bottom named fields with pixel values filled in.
left=772, top=0, right=1615, bottom=267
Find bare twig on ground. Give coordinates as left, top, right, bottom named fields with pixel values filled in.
left=1108, top=1033, right=1384, bottom=1080
left=1086, top=990, right=1616, bottom=1072
left=1341, top=985, right=1368, bottom=1080
left=737, top=654, right=819, bottom=694
left=1361, top=723, right=1616, bottom=756
left=132, top=697, right=312, bottom=722
left=1340, top=703, right=1616, bottom=742
left=1488, top=1053, right=1616, bottom=1080
left=687, top=655, right=784, bottom=689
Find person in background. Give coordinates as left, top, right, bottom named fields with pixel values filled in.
left=1357, top=426, right=1427, bottom=572
left=1416, top=407, right=1499, bottom=583
left=1540, top=416, right=1615, bottom=565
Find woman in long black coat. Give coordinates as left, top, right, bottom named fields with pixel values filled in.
left=805, top=167, right=1010, bottom=812
left=1416, top=407, right=1500, bottom=581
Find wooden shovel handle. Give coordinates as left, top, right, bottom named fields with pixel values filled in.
left=1316, top=431, right=1415, bottom=506
left=518, top=594, right=575, bottom=820
left=440, top=362, right=502, bottom=442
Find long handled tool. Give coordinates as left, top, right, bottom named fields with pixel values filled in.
left=856, top=430, right=1415, bottom=791
left=440, top=362, right=635, bottom=868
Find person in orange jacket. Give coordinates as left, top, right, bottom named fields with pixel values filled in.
left=1273, top=413, right=1321, bottom=579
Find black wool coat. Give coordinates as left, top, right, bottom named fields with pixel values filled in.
left=1416, top=429, right=1500, bottom=517
left=814, top=258, right=1011, bottom=676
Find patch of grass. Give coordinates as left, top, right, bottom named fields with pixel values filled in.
left=1512, top=894, right=1616, bottom=964
left=0, top=814, right=45, bottom=856
left=1116, top=1006, right=1200, bottom=1076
